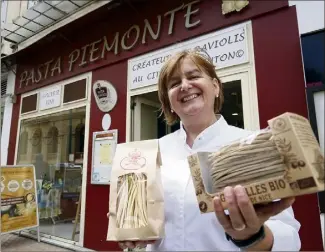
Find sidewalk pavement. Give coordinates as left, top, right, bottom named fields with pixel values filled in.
left=1, top=233, right=71, bottom=251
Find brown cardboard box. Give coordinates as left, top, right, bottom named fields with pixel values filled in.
left=188, top=112, right=325, bottom=213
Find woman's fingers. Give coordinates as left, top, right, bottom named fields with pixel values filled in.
left=125, top=241, right=136, bottom=249
left=118, top=240, right=154, bottom=250
left=234, top=185, right=260, bottom=229
left=224, top=186, right=246, bottom=231
left=135, top=241, right=147, bottom=248
left=213, top=196, right=232, bottom=232
left=256, top=197, right=295, bottom=220
left=107, top=212, right=110, bottom=218
left=118, top=242, right=127, bottom=250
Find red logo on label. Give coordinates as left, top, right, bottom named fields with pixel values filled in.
left=120, top=149, right=146, bottom=170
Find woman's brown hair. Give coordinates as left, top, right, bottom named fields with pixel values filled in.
left=158, top=48, right=224, bottom=125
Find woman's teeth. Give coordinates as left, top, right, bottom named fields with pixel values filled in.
left=182, top=94, right=198, bottom=102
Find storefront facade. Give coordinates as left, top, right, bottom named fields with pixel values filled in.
left=5, top=0, right=323, bottom=250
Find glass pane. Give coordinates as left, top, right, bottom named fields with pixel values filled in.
left=21, top=94, right=37, bottom=114
left=140, top=103, right=158, bottom=140
left=220, top=80, right=244, bottom=129
left=63, top=79, right=86, bottom=104
left=16, top=107, right=86, bottom=242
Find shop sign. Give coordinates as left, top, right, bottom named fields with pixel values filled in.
left=18, top=0, right=202, bottom=91
left=93, top=80, right=118, bottom=112
left=39, top=85, right=61, bottom=111
left=1, top=165, right=39, bottom=234
left=128, top=22, right=249, bottom=90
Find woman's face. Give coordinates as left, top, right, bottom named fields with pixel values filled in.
left=167, top=57, right=219, bottom=122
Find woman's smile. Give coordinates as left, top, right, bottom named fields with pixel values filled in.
left=180, top=93, right=201, bottom=103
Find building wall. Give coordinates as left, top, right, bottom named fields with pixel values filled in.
left=252, top=7, right=323, bottom=250
left=0, top=67, right=15, bottom=165
left=5, top=0, right=324, bottom=251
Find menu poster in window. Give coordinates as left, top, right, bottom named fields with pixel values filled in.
left=91, top=130, right=118, bottom=184
left=1, top=165, right=39, bottom=234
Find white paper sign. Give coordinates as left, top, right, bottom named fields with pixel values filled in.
left=39, top=85, right=61, bottom=110
left=91, top=130, right=118, bottom=185
left=128, top=22, right=249, bottom=90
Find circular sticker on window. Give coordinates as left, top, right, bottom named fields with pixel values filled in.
left=8, top=180, right=20, bottom=192
left=22, top=179, right=33, bottom=191
left=93, top=80, right=118, bottom=112
left=25, top=193, right=35, bottom=202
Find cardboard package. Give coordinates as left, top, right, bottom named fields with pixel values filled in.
left=188, top=112, right=325, bottom=213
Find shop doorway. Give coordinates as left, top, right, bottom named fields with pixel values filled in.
left=130, top=93, right=180, bottom=141
left=130, top=72, right=256, bottom=140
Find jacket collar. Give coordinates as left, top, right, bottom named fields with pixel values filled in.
left=178, top=114, right=229, bottom=148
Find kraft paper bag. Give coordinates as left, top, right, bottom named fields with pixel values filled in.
left=107, top=139, right=165, bottom=241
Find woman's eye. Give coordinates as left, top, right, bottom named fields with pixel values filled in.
left=189, top=76, right=200, bottom=80
left=169, top=82, right=180, bottom=89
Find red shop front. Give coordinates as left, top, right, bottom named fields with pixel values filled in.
left=5, top=0, right=323, bottom=251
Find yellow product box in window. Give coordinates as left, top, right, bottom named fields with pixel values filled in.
left=188, top=112, right=325, bottom=212
left=1, top=165, right=38, bottom=233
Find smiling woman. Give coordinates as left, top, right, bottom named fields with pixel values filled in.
left=117, top=47, right=302, bottom=251
left=158, top=48, right=224, bottom=133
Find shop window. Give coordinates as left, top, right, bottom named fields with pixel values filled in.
left=19, top=131, right=28, bottom=155
left=75, top=123, right=85, bottom=156
left=16, top=106, right=86, bottom=241
left=63, top=79, right=86, bottom=104
left=21, top=94, right=37, bottom=114
left=47, top=126, right=59, bottom=154
left=31, top=128, right=42, bottom=155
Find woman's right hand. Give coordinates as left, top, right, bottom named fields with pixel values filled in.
left=107, top=213, right=156, bottom=250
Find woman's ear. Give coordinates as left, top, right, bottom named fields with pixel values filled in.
left=212, top=78, right=220, bottom=97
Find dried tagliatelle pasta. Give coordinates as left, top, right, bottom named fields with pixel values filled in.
left=208, top=129, right=286, bottom=193
left=116, top=173, right=148, bottom=229
left=107, top=139, right=164, bottom=241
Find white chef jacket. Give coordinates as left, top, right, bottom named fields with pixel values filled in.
left=147, top=115, right=301, bottom=251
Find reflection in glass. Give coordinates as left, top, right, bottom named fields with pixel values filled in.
left=220, top=80, right=244, bottom=129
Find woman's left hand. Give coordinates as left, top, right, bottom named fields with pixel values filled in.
left=213, top=185, right=295, bottom=241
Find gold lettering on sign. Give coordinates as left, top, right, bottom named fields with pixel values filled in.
left=19, top=71, right=28, bottom=88
left=79, top=44, right=90, bottom=67
left=142, top=15, right=162, bottom=44
left=68, top=49, right=80, bottom=71
left=18, top=0, right=203, bottom=89
left=184, top=0, right=201, bottom=28
left=164, top=4, right=184, bottom=35
left=35, top=67, right=42, bottom=83
left=222, top=0, right=249, bottom=15
left=89, top=39, right=102, bottom=62
left=43, top=59, right=53, bottom=79
left=101, top=33, right=120, bottom=59
left=51, top=57, right=61, bottom=76
left=121, top=25, right=141, bottom=50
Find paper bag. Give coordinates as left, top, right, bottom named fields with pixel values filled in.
left=107, top=139, right=165, bottom=241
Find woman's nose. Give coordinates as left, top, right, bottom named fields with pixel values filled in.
left=180, top=79, right=192, bottom=91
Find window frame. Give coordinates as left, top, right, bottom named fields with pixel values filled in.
left=14, top=72, right=92, bottom=247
